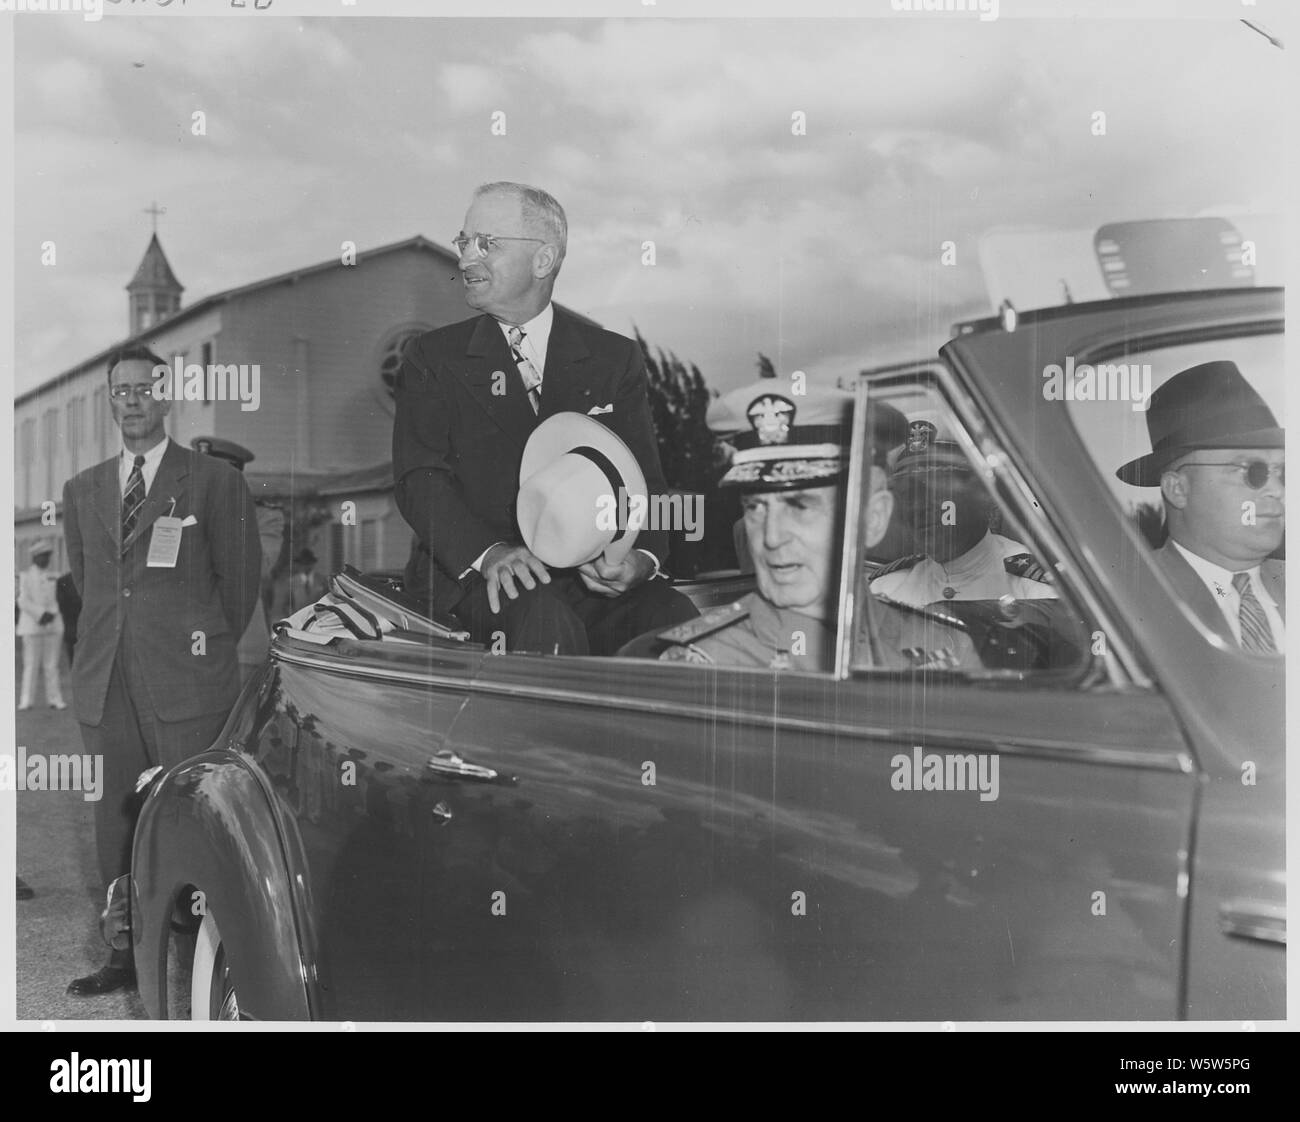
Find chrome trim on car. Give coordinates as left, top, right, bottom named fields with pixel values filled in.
left=1219, top=901, right=1286, bottom=946
left=270, top=641, right=1192, bottom=774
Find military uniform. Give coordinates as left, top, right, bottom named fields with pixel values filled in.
left=870, top=531, right=1056, bottom=607
left=657, top=589, right=979, bottom=671
left=657, top=594, right=834, bottom=670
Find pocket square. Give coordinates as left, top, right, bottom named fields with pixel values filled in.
left=587, top=403, right=614, bottom=416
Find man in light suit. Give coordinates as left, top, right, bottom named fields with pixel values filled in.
left=62, top=344, right=261, bottom=996
left=393, top=181, right=695, bottom=654
left=1117, top=360, right=1284, bottom=652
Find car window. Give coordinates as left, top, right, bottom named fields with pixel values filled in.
left=850, top=373, right=1094, bottom=679
left=1063, top=331, right=1283, bottom=650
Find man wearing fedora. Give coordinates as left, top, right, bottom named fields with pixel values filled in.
left=61, top=344, right=261, bottom=996
left=16, top=540, right=66, bottom=710
left=393, top=181, right=694, bottom=654
left=654, top=376, right=979, bottom=671
left=1116, top=360, right=1284, bottom=653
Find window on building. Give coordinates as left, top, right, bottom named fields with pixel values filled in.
left=19, top=418, right=35, bottom=509
left=361, top=518, right=380, bottom=571
left=66, top=398, right=84, bottom=475
left=42, top=408, right=58, bottom=502
left=93, top=385, right=108, bottom=455
left=202, top=341, right=214, bottom=406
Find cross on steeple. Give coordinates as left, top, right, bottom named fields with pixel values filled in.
left=142, top=200, right=166, bottom=234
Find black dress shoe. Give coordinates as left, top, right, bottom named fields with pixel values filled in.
left=16, top=876, right=34, bottom=900
left=67, top=965, right=137, bottom=997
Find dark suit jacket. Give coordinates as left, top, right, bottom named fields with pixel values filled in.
left=1154, top=541, right=1285, bottom=648
left=63, top=439, right=262, bottom=725
left=392, top=309, right=671, bottom=614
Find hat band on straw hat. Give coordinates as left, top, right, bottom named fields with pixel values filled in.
left=570, top=445, right=629, bottom=544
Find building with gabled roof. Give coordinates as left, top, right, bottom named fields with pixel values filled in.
left=14, top=231, right=598, bottom=580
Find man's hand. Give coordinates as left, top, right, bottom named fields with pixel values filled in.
left=578, top=550, right=654, bottom=598
left=481, top=544, right=551, bottom=614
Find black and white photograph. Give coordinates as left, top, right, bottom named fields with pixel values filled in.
left=3, top=0, right=1291, bottom=1041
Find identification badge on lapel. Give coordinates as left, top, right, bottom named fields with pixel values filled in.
left=146, top=517, right=184, bottom=567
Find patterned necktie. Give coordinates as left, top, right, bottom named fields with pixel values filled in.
left=1232, top=571, right=1276, bottom=653
left=507, top=325, right=542, bottom=414
left=122, top=454, right=147, bottom=548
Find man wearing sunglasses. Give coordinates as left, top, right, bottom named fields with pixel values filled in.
left=1117, top=360, right=1284, bottom=653
left=393, top=181, right=695, bottom=654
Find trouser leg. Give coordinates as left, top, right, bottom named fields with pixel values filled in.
left=573, top=578, right=700, bottom=656
left=80, top=659, right=152, bottom=970
left=454, top=576, right=590, bottom=655
left=20, top=635, right=38, bottom=707
left=41, top=632, right=65, bottom=706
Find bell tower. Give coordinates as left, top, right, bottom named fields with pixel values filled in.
left=126, top=204, right=183, bottom=335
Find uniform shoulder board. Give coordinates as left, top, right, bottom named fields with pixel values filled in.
left=870, top=553, right=925, bottom=581
left=658, top=600, right=749, bottom=645
left=1004, top=553, right=1052, bottom=584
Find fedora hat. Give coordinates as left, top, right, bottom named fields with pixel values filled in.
left=1116, top=360, right=1283, bottom=486
left=518, top=413, right=648, bottom=568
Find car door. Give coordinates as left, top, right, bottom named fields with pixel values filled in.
left=251, top=633, right=486, bottom=1021
left=408, top=359, right=1200, bottom=1022
left=940, top=288, right=1286, bottom=1020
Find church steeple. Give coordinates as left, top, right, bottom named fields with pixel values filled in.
left=126, top=231, right=183, bottom=335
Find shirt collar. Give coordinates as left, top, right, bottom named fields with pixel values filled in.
left=942, top=530, right=1000, bottom=581
left=121, top=435, right=169, bottom=472
left=497, top=303, right=553, bottom=345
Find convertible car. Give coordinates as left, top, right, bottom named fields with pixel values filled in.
left=111, top=285, right=1284, bottom=1022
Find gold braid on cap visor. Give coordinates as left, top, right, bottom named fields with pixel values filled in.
left=722, top=456, right=846, bottom=488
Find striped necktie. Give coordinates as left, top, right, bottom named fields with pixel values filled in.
left=507, top=325, right=542, bottom=414
left=122, top=454, right=147, bottom=548
left=1232, top=571, right=1276, bottom=653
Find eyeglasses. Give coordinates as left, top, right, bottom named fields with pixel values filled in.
left=452, top=232, right=545, bottom=258
left=1176, top=460, right=1285, bottom=489
left=109, top=383, right=158, bottom=400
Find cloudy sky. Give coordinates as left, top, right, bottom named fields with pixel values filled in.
left=13, top=13, right=1286, bottom=398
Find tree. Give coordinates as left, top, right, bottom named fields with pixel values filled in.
left=756, top=352, right=777, bottom=379
left=1131, top=501, right=1167, bottom=549
left=633, top=326, right=716, bottom=496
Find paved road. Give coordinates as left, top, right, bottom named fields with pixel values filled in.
left=15, top=663, right=148, bottom=1022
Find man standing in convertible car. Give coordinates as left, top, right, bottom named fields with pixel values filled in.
left=62, top=345, right=261, bottom=997
left=1117, top=360, right=1284, bottom=651
left=392, top=181, right=695, bottom=655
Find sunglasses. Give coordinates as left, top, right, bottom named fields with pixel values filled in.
left=1176, top=459, right=1285, bottom=489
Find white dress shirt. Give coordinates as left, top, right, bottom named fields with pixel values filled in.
left=1169, top=539, right=1285, bottom=647
left=497, top=302, right=554, bottom=384
left=469, top=304, right=661, bottom=578
left=118, top=436, right=171, bottom=497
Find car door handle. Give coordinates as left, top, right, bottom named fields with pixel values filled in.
left=425, top=748, right=506, bottom=784
left=1219, top=900, right=1285, bottom=946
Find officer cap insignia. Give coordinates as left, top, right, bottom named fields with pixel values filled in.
left=747, top=395, right=796, bottom=446
left=905, top=419, right=937, bottom=454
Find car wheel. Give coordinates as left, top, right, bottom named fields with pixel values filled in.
left=190, top=912, right=241, bottom=1021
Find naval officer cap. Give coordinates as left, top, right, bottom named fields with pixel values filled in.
left=191, top=435, right=255, bottom=470
left=710, top=374, right=907, bottom=492
left=889, top=418, right=973, bottom=480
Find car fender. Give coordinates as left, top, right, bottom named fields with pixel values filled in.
left=131, top=749, right=319, bottom=1020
